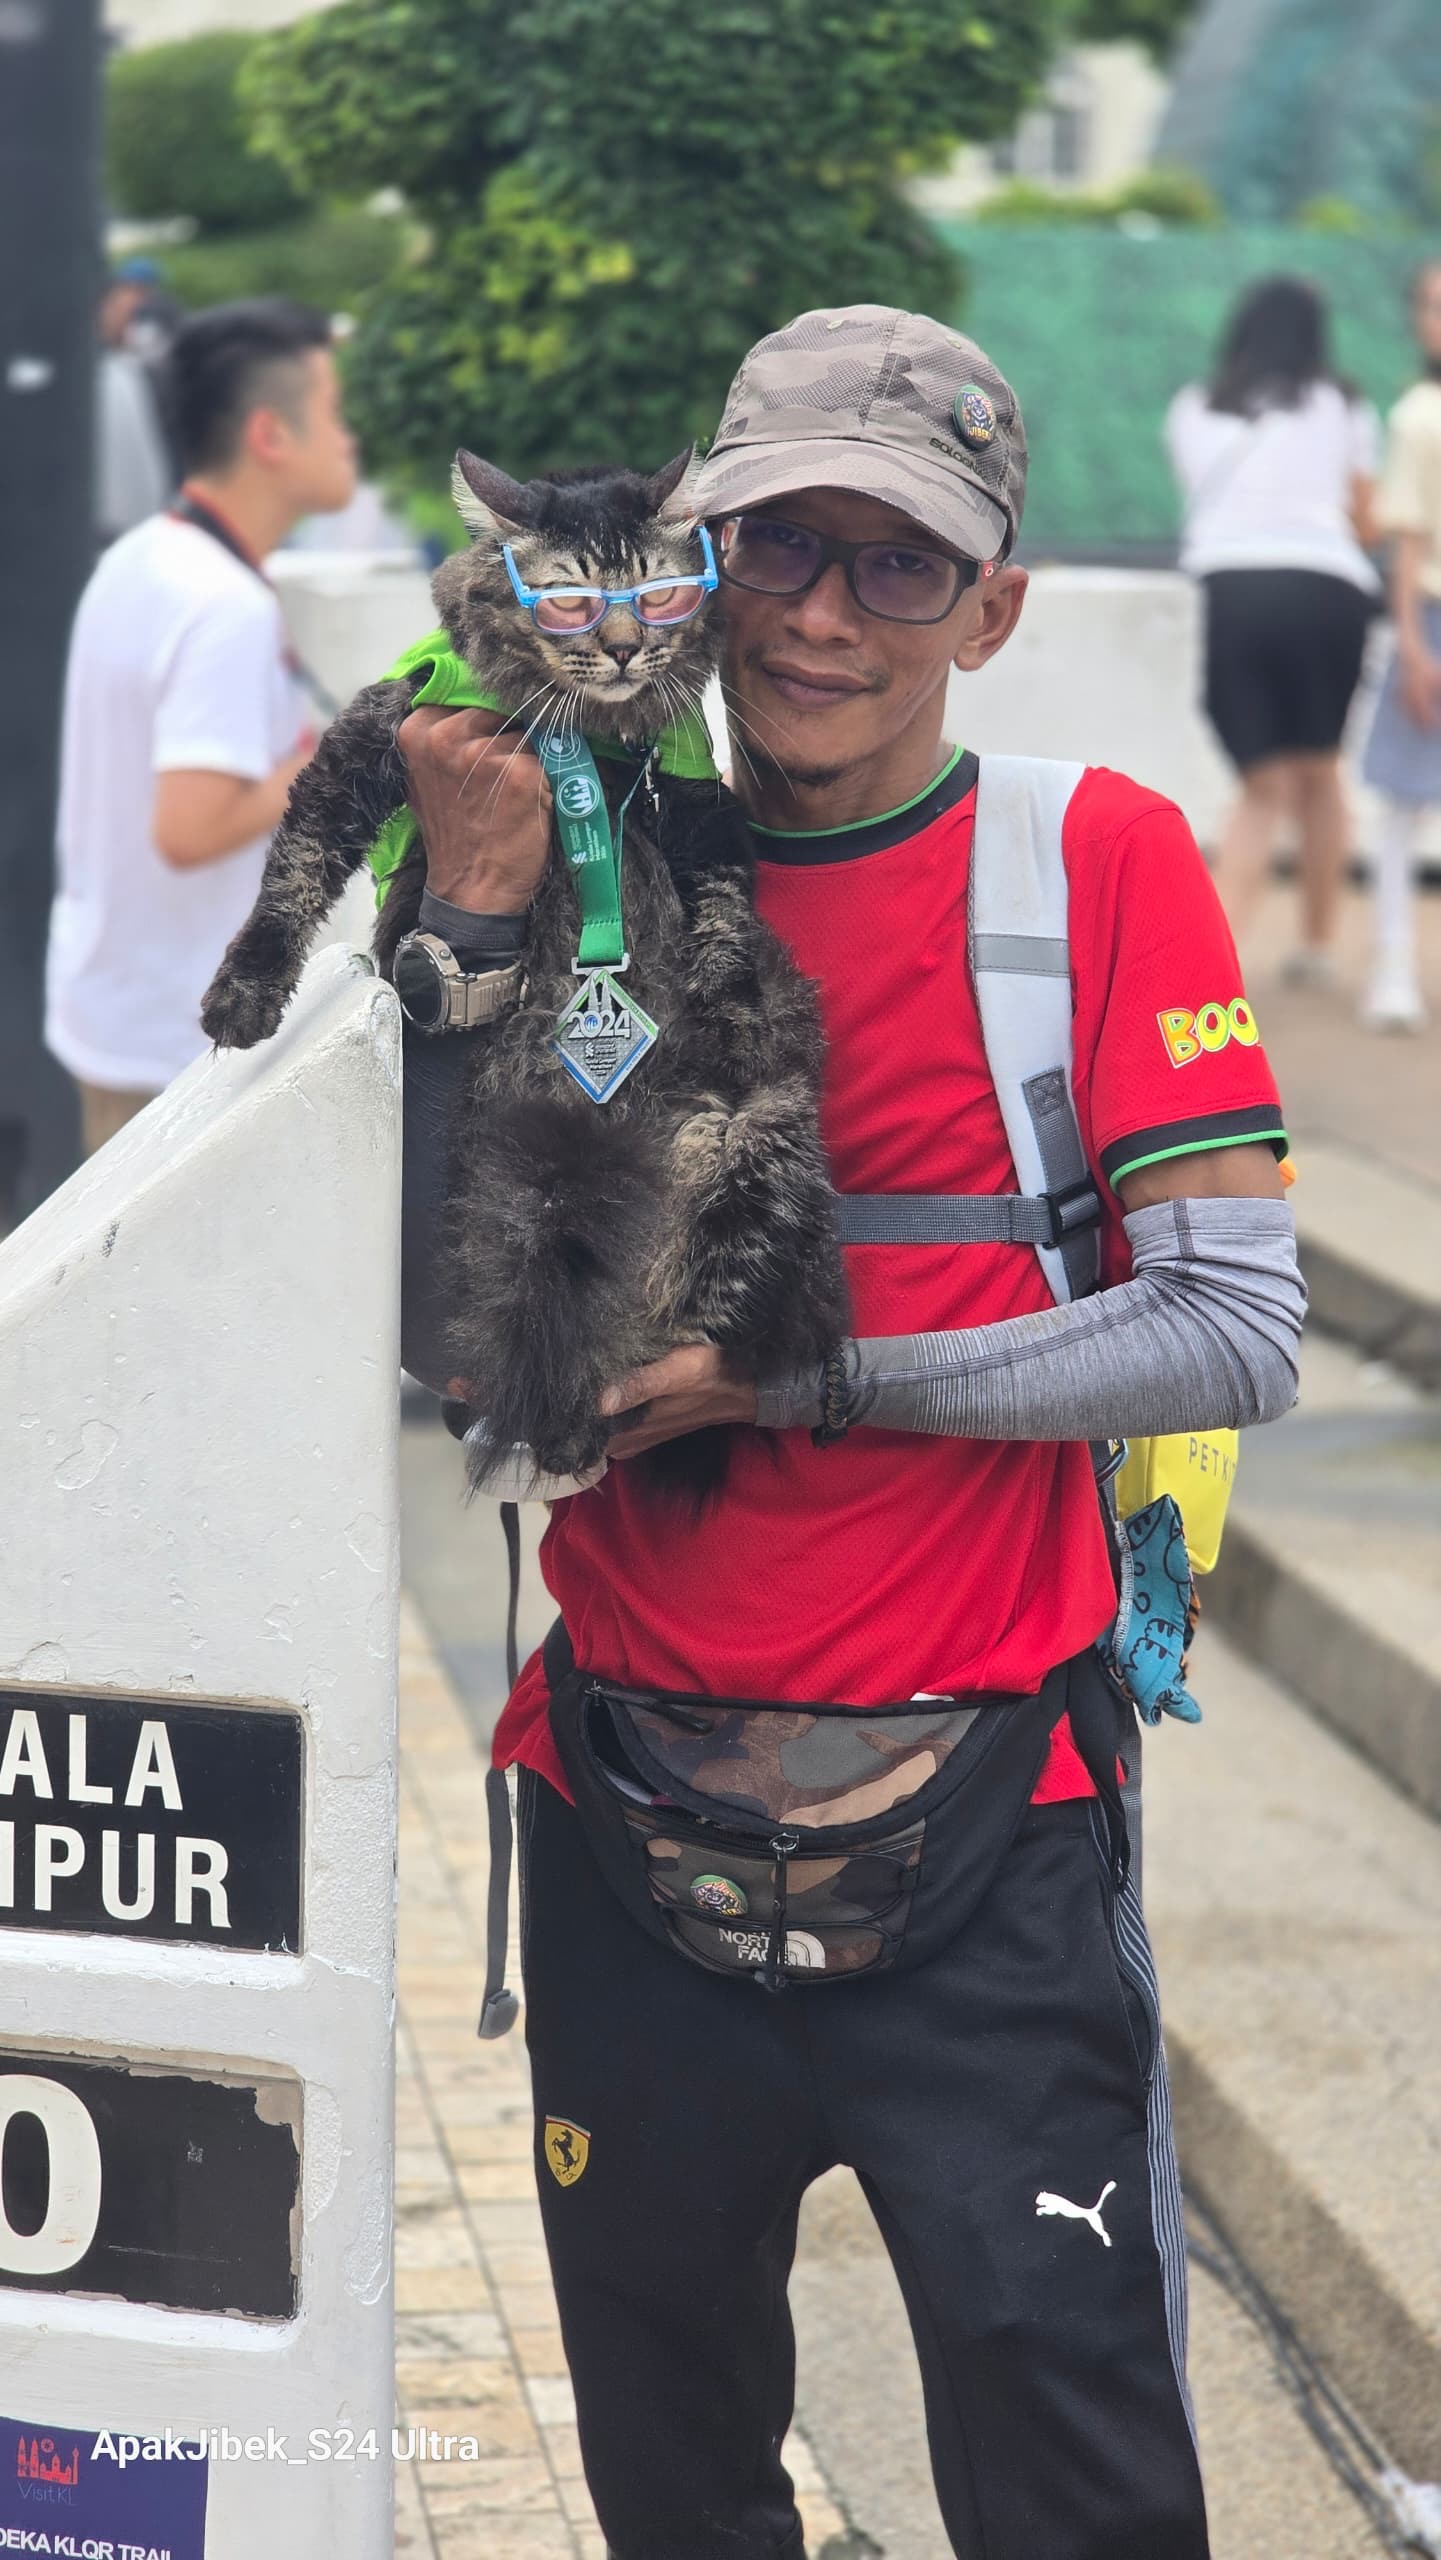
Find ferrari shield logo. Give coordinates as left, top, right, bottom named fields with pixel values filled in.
left=544, top=2118, right=590, bottom=2187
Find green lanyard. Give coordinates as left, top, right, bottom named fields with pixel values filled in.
left=531, top=730, right=647, bottom=971
left=531, top=726, right=659, bottom=1102
left=365, top=634, right=687, bottom=1101
left=363, top=630, right=716, bottom=918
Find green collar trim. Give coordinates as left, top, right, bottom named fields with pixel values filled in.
left=748, top=745, right=966, bottom=841
left=367, top=631, right=718, bottom=901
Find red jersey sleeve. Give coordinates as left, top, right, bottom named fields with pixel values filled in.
left=1066, top=768, right=1287, bottom=1193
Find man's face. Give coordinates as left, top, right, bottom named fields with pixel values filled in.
left=715, top=486, right=1023, bottom=790
left=1414, top=264, right=1441, bottom=366
left=262, top=348, right=359, bottom=516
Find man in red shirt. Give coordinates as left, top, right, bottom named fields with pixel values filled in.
left=397, top=308, right=1303, bottom=2560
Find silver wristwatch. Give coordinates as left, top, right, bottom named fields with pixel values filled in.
left=392, top=930, right=525, bottom=1033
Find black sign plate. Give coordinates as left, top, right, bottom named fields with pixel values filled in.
left=0, top=1690, right=302, bottom=1951
left=0, top=2051, right=299, bottom=2318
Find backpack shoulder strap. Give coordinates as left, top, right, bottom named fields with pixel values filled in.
left=969, top=755, right=1097, bottom=1305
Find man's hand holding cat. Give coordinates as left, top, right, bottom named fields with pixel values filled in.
left=598, top=1346, right=759, bottom=1458
left=397, top=704, right=552, bottom=915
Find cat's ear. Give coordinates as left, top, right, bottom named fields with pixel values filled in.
left=451, top=450, right=534, bottom=540
left=643, top=447, right=696, bottom=519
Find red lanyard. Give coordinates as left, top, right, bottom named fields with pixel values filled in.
left=170, top=487, right=336, bottom=712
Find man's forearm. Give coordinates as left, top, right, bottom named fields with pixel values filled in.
left=756, top=1197, right=1305, bottom=1443
left=152, top=753, right=306, bottom=868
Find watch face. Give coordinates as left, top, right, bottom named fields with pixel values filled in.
left=394, top=938, right=445, bottom=1029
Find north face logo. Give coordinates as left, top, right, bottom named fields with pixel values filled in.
left=719, top=1929, right=826, bottom=1971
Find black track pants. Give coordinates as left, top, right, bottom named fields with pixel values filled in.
left=518, top=1770, right=1210, bottom=2560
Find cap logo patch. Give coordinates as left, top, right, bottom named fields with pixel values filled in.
left=954, top=386, right=997, bottom=449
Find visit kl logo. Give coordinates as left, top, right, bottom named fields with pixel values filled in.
left=16, top=2438, right=81, bottom=2489
left=1157, top=996, right=1260, bottom=1069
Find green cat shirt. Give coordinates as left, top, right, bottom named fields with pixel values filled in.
left=366, top=629, right=718, bottom=908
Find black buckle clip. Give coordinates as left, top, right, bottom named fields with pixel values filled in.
left=1043, top=1177, right=1103, bottom=1247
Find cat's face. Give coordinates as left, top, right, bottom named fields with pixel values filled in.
left=431, top=450, right=720, bottom=747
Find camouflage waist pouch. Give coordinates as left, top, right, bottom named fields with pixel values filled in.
left=543, top=1623, right=1084, bottom=1989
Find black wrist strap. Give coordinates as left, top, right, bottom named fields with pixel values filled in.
left=417, top=889, right=528, bottom=963
left=811, top=1343, right=854, bottom=1448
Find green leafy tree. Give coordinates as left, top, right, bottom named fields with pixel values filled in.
left=974, top=168, right=1219, bottom=225
left=243, top=0, right=1116, bottom=491
left=108, top=31, right=304, bottom=233
left=107, top=29, right=413, bottom=321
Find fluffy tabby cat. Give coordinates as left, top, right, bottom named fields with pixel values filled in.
left=200, top=447, right=848, bottom=1492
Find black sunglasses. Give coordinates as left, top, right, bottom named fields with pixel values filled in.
left=717, top=513, right=989, bottom=625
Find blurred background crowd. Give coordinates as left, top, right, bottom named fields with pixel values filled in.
left=1, top=0, right=1438, bottom=1223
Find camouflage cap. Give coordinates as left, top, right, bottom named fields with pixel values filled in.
left=687, top=304, right=1027, bottom=561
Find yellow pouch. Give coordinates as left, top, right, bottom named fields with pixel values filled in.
left=1113, top=1429, right=1238, bottom=1576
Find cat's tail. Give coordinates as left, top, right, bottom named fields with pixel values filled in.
left=447, top=1094, right=666, bottom=1490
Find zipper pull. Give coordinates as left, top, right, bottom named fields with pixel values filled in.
left=758, top=1830, right=801, bottom=1993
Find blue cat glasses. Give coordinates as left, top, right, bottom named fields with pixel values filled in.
left=502, top=524, right=718, bottom=636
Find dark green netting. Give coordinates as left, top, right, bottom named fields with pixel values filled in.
left=1156, top=0, right=1441, bottom=227
left=937, top=223, right=1435, bottom=556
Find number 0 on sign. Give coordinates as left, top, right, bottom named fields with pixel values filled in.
left=0, top=2053, right=299, bottom=2318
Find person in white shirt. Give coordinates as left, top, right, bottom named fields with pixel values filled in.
left=46, top=297, right=358, bottom=1154
left=1166, top=275, right=1380, bottom=979
left=1357, top=258, right=1441, bottom=1032
left=95, top=267, right=173, bottom=545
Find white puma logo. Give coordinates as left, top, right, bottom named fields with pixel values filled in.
left=1035, top=2180, right=1116, bottom=2246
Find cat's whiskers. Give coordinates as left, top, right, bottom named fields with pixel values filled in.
left=467, top=687, right=562, bottom=836
left=453, top=672, right=561, bottom=815
left=723, top=724, right=764, bottom=801
left=718, top=680, right=802, bottom=807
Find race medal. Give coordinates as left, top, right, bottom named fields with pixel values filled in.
left=532, top=725, right=659, bottom=1103
left=553, top=966, right=657, bottom=1104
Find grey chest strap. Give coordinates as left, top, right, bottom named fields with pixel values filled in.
left=833, top=752, right=1100, bottom=1307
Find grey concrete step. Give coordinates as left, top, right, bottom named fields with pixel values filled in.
left=1206, top=1332, right=1441, bottom=1818
left=1145, top=1624, right=1441, bottom=2489
left=1290, top=1140, right=1441, bottom=1390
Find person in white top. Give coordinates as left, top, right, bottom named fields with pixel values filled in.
left=1358, top=257, right=1441, bottom=1031
left=46, top=297, right=358, bottom=1154
left=1166, top=276, right=1380, bottom=978
left=95, top=267, right=173, bottom=545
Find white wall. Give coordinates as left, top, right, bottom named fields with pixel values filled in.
left=106, top=0, right=339, bottom=41
left=0, top=950, right=401, bottom=2555
left=271, top=552, right=1435, bottom=860
left=270, top=551, right=435, bottom=722
left=944, top=566, right=1440, bottom=858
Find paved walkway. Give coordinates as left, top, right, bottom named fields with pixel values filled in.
left=1245, top=879, right=1439, bottom=1190
left=392, top=1599, right=849, bottom=2558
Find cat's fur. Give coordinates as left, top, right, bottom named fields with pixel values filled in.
left=200, top=448, right=849, bottom=1492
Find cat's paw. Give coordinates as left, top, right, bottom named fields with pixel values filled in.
left=200, top=971, right=289, bottom=1051
left=532, top=1422, right=611, bottom=1484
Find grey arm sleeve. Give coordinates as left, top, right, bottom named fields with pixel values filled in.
left=756, top=1196, right=1305, bottom=1442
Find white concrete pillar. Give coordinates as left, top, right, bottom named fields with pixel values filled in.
left=0, top=949, right=401, bottom=2555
